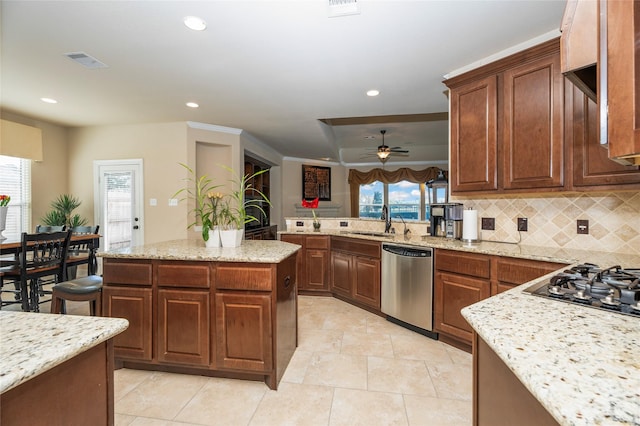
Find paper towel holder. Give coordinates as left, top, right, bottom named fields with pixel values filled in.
left=461, top=207, right=479, bottom=244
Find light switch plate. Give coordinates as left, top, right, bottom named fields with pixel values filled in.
left=149, top=198, right=157, bottom=206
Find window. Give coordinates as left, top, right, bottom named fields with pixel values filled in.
left=359, top=180, right=426, bottom=221
left=0, top=155, right=32, bottom=240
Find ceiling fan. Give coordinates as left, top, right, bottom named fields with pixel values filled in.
left=376, top=130, right=409, bottom=162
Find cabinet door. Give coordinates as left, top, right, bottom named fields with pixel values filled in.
left=330, top=251, right=352, bottom=298
left=157, top=289, right=210, bottom=366
left=281, top=235, right=306, bottom=289
left=352, top=256, right=380, bottom=309
left=502, top=52, right=564, bottom=190
left=306, top=249, right=329, bottom=291
left=215, top=293, right=273, bottom=372
left=449, top=76, right=498, bottom=192
left=102, top=286, right=153, bottom=361
left=571, top=85, right=640, bottom=187
left=435, top=272, right=490, bottom=345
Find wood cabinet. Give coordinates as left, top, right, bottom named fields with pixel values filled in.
left=569, top=84, right=640, bottom=188
left=446, top=39, right=564, bottom=194
left=434, top=249, right=568, bottom=349
left=330, top=236, right=381, bottom=310
left=102, top=259, right=153, bottom=361
left=280, top=234, right=330, bottom=293
left=101, top=254, right=297, bottom=390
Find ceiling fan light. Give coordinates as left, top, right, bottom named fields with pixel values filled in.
left=377, top=151, right=390, bottom=160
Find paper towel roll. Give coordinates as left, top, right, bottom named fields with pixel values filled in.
left=462, top=209, right=478, bottom=242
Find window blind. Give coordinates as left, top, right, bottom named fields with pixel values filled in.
left=0, top=155, right=32, bottom=240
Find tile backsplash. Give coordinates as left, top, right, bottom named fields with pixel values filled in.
left=452, top=191, right=640, bottom=255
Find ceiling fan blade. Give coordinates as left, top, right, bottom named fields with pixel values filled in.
left=390, top=148, right=409, bottom=153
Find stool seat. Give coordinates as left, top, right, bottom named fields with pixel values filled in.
left=51, top=275, right=103, bottom=316
left=54, top=275, right=103, bottom=294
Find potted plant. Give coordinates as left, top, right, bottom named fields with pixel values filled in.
left=41, top=194, right=88, bottom=229
left=218, top=165, right=272, bottom=247
left=0, top=194, right=10, bottom=239
left=173, top=163, right=222, bottom=246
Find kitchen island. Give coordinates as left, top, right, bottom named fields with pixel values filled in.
left=0, top=311, right=128, bottom=425
left=99, top=239, right=300, bottom=390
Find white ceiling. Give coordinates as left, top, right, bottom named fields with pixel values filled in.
left=0, top=0, right=566, bottom=166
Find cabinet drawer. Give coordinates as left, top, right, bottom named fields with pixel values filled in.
left=496, top=257, right=566, bottom=285
left=103, top=259, right=152, bottom=286
left=280, top=234, right=304, bottom=245
left=216, top=264, right=273, bottom=291
left=156, top=262, right=211, bottom=288
left=331, top=236, right=380, bottom=259
left=436, top=250, right=490, bottom=278
left=305, top=235, right=329, bottom=250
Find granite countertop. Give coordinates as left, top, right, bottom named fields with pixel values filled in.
left=98, top=239, right=301, bottom=263
left=280, top=229, right=640, bottom=266
left=0, top=312, right=129, bottom=394
left=462, top=274, right=640, bottom=426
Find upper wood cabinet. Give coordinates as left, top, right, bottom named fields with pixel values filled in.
left=605, top=0, right=640, bottom=164
left=446, top=39, right=564, bottom=194
left=560, top=0, right=597, bottom=101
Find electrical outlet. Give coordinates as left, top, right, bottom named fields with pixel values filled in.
left=481, top=217, right=495, bottom=231
left=340, top=221, right=349, bottom=227
left=577, top=219, right=589, bottom=234
left=296, top=221, right=304, bottom=227
left=517, top=217, right=528, bottom=232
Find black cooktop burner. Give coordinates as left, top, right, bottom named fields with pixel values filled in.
left=525, top=264, right=640, bottom=317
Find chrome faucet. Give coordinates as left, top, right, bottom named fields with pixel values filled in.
left=381, top=205, right=392, bottom=233
left=396, top=215, right=411, bottom=236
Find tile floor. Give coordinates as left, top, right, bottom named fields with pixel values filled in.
left=7, top=294, right=473, bottom=425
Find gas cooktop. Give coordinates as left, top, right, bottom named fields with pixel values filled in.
left=524, top=264, right=640, bottom=317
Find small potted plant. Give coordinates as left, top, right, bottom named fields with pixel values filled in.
left=0, top=194, right=10, bottom=239
left=173, top=163, right=222, bottom=246
left=301, top=197, right=320, bottom=231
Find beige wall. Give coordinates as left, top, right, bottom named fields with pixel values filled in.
left=68, top=122, right=189, bottom=244
left=1, top=111, right=69, bottom=229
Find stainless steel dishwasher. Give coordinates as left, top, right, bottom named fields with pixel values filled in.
left=381, top=243, right=437, bottom=338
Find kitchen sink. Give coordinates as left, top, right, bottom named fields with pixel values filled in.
left=348, top=231, right=393, bottom=238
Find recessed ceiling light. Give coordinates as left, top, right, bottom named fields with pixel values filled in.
left=41, top=97, right=58, bottom=104
left=186, top=102, right=199, bottom=108
left=183, top=16, right=207, bottom=31
left=366, top=90, right=380, bottom=97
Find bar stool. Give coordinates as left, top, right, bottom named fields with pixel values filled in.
left=51, top=275, right=103, bottom=316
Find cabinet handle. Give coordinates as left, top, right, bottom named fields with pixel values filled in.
left=284, top=275, right=292, bottom=289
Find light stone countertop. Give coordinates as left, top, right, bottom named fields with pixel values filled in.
left=98, top=239, right=301, bottom=263
left=0, top=312, right=129, bottom=393
left=461, top=272, right=640, bottom=426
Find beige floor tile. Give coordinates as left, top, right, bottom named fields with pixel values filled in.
left=322, top=311, right=367, bottom=333
left=297, top=328, right=343, bottom=353
left=174, top=377, right=267, bottom=425
left=341, top=331, right=394, bottom=357
left=303, top=352, right=368, bottom=389
left=427, top=363, right=473, bottom=401
left=330, top=388, right=408, bottom=426
left=366, top=315, right=418, bottom=337
left=391, top=334, right=453, bottom=363
left=280, top=349, right=314, bottom=384
left=249, top=382, right=334, bottom=426
left=128, top=418, right=201, bottom=426
left=115, top=413, right=137, bottom=426
left=403, top=394, right=472, bottom=426
left=367, top=356, right=437, bottom=397
left=115, top=371, right=209, bottom=420
left=445, top=344, right=473, bottom=366
left=114, top=368, right=157, bottom=402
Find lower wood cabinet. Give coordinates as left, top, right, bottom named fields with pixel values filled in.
left=102, top=285, right=153, bottom=361
left=330, top=236, right=381, bottom=310
left=157, top=289, right=210, bottom=366
left=215, top=293, right=273, bottom=372
left=280, top=234, right=330, bottom=292
left=435, top=249, right=568, bottom=349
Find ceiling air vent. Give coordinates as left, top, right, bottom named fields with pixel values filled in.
left=328, top=0, right=360, bottom=18
left=64, top=52, right=108, bottom=69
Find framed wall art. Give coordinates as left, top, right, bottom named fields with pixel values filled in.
left=302, top=164, right=331, bottom=201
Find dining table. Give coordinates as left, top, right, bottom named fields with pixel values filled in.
left=0, top=233, right=100, bottom=311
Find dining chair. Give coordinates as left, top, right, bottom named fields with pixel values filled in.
left=35, top=225, right=66, bottom=232
left=67, top=225, right=100, bottom=278
left=2, top=230, right=72, bottom=312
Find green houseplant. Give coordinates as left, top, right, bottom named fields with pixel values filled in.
left=173, top=163, right=222, bottom=245
left=41, top=194, right=88, bottom=228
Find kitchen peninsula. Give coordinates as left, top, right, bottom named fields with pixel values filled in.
left=1, top=312, right=129, bottom=425
left=99, top=239, right=300, bottom=390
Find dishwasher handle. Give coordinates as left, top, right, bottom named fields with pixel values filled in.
left=382, top=244, right=432, bottom=258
